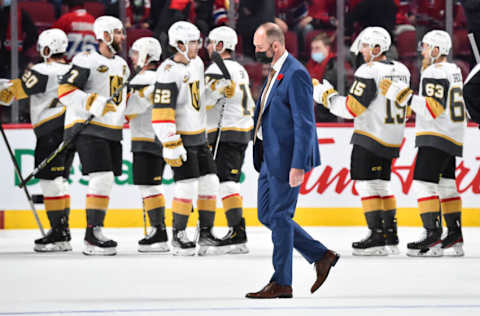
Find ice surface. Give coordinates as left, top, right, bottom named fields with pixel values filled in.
left=1, top=226, right=480, bottom=316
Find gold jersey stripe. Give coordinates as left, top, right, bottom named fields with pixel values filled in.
left=65, top=119, right=123, bottom=130
left=131, top=137, right=155, bottom=142
left=152, top=108, right=175, bottom=122
left=177, top=129, right=206, bottom=135
left=10, top=79, right=28, bottom=100
left=207, top=126, right=254, bottom=133
left=415, top=131, right=463, bottom=146
left=346, top=95, right=367, bottom=117
left=353, top=129, right=402, bottom=148
left=425, top=96, right=446, bottom=118
left=58, top=83, right=77, bottom=98
left=33, top=107, right=66, bottom=128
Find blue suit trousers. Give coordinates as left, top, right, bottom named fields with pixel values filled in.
left=257, top=163, right=328, bottom=286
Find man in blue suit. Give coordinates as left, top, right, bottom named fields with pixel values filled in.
left=246, top=23, right=340, bottom=299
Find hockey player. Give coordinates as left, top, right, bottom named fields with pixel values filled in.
left=313, top=27, right=411, bottom=256
left=204, top=26, right=254, bottom=254
left=150, top=21, right=223, bottom=256
left=124, top=37, right=169, bottom=253
left=380, top=30, right=466, bottom=257
left=58, top=16, right=130, bottom=256
left=0, top=29, right=74, bottom=252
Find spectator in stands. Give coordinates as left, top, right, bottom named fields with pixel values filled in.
left=126, top=0, right=151, bottom=28
left=394, top=0, right=415, bottom=36
left=195, top=0, right=231, bottom=35
left=149, top=0, right=194, bottom=46
left=52, top=0, right=97, bottom=61
left=309, top=0, right=337, bottom=31
left=274, top=0, right=311, bottom=34
left=345, top=0, right=397, bottom=42
left=306, top=33, right=340, bottom=122
left=0, top=0, right=38, bottom=78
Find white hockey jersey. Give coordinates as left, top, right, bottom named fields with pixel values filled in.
left=204, top=59, right=254, bottom=145
left=9, top=61, right=70, bottom=137
left=58, top=50, right=130, bottom=141
left=125, top=69, right=162, bottom=156
left=413, top=62, right=466, bottom=157
left=330, top=60, right=411, bottom=158
left=152, top=56, right=207, bottom=146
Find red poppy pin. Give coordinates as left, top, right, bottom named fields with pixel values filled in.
left=277, top=73, right=284, bottom=81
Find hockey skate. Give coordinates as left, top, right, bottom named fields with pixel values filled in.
left=406, top=228, right=443, bottom=257
left=138, top=226, right=170, bottom=253
left=222, top=218, right=249, bottom=254
left=384, top=221, right=400, bottom=255
left=83, top=226, right=117, bottom=256
left=196, top=225, right=228, bottom=256
left=352, top=229, right=388, bottom=256
left=171, top=229, right=196, bottom=256
left=441, top=229, right=464, bottom=257
left=34, top=216, right=72, bottom=252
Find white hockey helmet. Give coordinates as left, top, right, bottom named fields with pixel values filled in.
left=93, top=16, right=124, bottom=53
left=130, top=37, right=162, bottom=68
left=37, top=28, right=68, bottom=60
left=207, top=26, right=238, bottom=53
left=168, top=21, right=201, bottom=60
left=351, top=26, right=391, bottom=58
left=422, top=30, right=452, bottom=58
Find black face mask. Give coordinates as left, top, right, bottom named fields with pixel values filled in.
left=255, top=48, right=273, bottom=64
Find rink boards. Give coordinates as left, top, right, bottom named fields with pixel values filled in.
left=1, top=123, right=479, bottom=228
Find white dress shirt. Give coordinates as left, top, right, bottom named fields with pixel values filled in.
left=257, top=50, right=289, bottom=140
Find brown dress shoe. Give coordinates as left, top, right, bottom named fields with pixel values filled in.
left=246, top=282, right=293, bottom=299
left=311, top=250, right=340, bottom=293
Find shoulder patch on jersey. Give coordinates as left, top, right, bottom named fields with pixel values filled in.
left=164, top=64, right=173, bottom=72
left=97, top=65, right=109, bottom=73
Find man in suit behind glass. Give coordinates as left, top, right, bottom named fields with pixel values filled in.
left=245, top=23, right=339, bottom=299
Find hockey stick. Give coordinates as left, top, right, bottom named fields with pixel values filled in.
left=19, top=79, right=130, bottom=188
left=210, top=52, right=231, bottom=160
left=468, top=33, right=480, bottom=64
left=0, top=123, right=46, bottom=236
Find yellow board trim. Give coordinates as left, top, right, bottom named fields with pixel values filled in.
left=3, top=207, right=480, bottom=229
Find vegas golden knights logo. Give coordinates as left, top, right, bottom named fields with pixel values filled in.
left=109, top=76, right=123, bottom=105
left=189, top=80, right=200, bottom=111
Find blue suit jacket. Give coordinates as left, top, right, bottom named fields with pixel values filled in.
left=253, top=53, right=321, bottom=182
